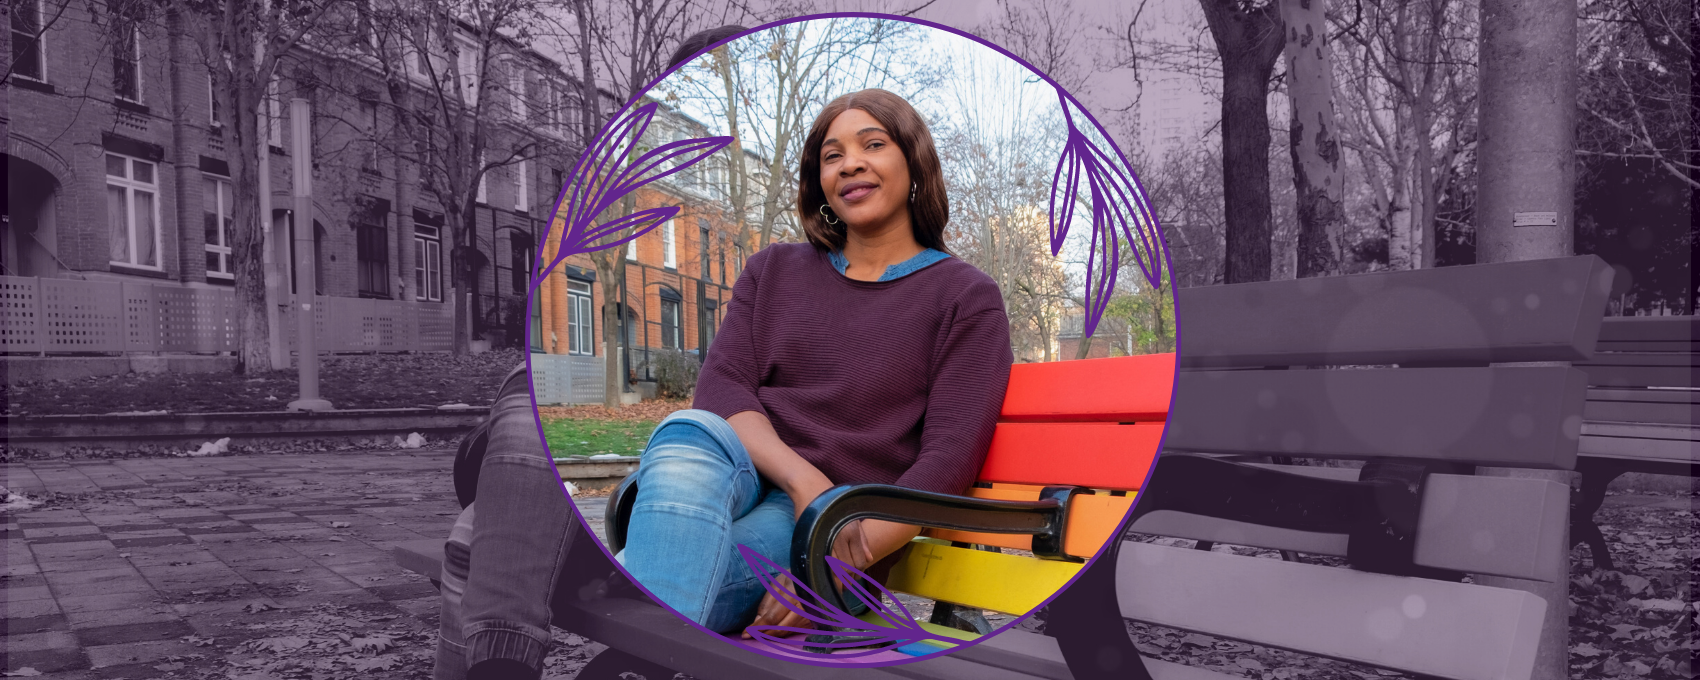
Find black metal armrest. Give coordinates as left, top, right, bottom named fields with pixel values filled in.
left=605, top=475, right=640, bottom=554
left=790, top=483, right=1091, bottom=612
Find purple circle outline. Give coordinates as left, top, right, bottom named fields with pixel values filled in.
left=521, top=10, right=1182, bottom=669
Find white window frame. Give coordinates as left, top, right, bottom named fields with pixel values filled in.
left=106, top=152, right=162, bottom=270
left=508, top=58, right=527, bottom=121
left=514, top=158, right=528, bottom=212
left=659, top=295, right=682, bottom=350
left=113, top=21, right=141, bottom=103
left=362, top=99, right=380, bottom=171
left=663, top=219, right=676, bottom=269
left=203, top=175, right=233, bottom=280
left=475, top=150, right=487, bottom=203
left=626, top=235, right=638, bottom=262
left=567, top=278, right=594, bottom=356
left=12, top=0, right=46, bottom=83
left=414, top=224, right=443, bottom=302
left=456, top=35, right=480, bottom=107
left=409, top=24, right=446, bottom=81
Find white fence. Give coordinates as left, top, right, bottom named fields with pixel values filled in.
left=0, top=275, right=453, bottom=354
left=530, top=352, right=607, bottom=405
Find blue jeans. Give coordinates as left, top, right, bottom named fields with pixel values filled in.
left=617, top=409, right=802, bottom=633
left=434, top=367, right=577, bottom=680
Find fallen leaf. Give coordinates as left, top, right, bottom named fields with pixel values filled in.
left=1632, top=599, right=1685, bottom=613
left=1575, top=642, right=1607, bottom=657
left=1180, top=633, right=1214, bottom=648
left=330, top=522, right=350, bottom=528
left=1620, top=574, right=1652, bottom=595
left=154, top=662, right=184, bottom=671
left=243, top=602, right=276, bottom=614
left=1237, top=659, right=1266, bottom=671
left=3, top=669, right=43, bottom=677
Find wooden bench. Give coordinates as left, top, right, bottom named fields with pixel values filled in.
left=1572, top=315, right=1698, bottom=569
left=935, top=255, right=1613, bottom=680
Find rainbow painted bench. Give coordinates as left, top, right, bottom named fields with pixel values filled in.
left=600, top=352, right=1173, bottom=659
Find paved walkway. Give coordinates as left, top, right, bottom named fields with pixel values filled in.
left=2, top=450, right=472, bottom=679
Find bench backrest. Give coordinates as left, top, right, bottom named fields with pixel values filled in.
left=1127, top=255, right=1613, bottom=680
left=1575, top=316, right=1698, bottom=466
left=887, top=353, right=1174, bottom=617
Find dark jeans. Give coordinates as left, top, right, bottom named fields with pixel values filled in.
left=434, top=367, right=577, bottom=680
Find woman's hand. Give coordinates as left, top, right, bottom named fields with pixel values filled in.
left=742, top=573, right=815, bottom=639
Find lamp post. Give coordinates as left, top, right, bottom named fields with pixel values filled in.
left=286, top=96, right=332, bottom=412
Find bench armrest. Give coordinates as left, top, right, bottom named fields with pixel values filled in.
left=790, top=483, right=1090, bottom=612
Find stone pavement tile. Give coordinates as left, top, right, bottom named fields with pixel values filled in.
left=31, top=541, right=121, bottom=564
left=56, top=591, right=159, bottom=616
left=105, top=528, right=186, bottom=541
left=44, top=568, right=155, bottom=596
left=124, top=547, right=218, bottom=567
left=8, top=630, right=81, bottom=652
left=387, top=595, right=441, bottom=621
left=23, top=525, right=103, bottom=539
left=38, top=557, right=132, bottom=576
left=157, top=513, right=229, bottom=524
left=84, top=639, right=200, bottom=669
left=269, top=587, right=384, bottom=609
left=63, top=604, right=180, bottom=629
left=75, top=619, right=195, bottom=647
left=3, top=597, right=63, bottom=619
left=4, top=585, right=54, bottom=602
left=197, top=541, right=298, bottom=563
left=27, top=534, right=112, bottom=546
left=4, top=613, right=68, bottom=634
left=4, top=648, right=89, bottom=674
left=368, top=582, right=439, bottom=602
left=212, top=505, right=276, bottom=514
left=110, top=535, right=196, bottom=549
left=6, top=574, right=48, bottom=588
left=167, top=596, right=282, bottom=618
left=17, top=520, right=94, bottom=529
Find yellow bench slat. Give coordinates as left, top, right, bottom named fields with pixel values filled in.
left=885, top=541, right=1081, bottom=616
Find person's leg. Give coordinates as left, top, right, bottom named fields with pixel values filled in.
left=700, top=485, right=796, bottom=632
left=433, top=505, right=476, bottom=680
left=451, top=371, right=578, bottom=680
left=620, top=409, right=772, bottom=627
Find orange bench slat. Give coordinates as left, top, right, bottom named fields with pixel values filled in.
left=978, top=422, right=1162, bottom=490
left=1000, top=354, right=1175, bottom=422
left=927, top=487, right=1137, bottom=559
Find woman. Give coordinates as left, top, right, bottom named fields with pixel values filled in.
left=618, top=88, right=1014, bottom=638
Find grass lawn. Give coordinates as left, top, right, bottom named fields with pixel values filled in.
left=8, top=350, right=524, bottom=415
left=541, top=417, right=658, bottom=458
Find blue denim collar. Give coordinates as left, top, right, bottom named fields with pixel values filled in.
left=828, top=247, right=950, bottom=282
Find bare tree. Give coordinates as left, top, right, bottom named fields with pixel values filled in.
left=173, top=0, right=344, bottom=372
left=1332, top=0, right=1479, bottom=270
left=1576, top=0, right=1695, bottom=190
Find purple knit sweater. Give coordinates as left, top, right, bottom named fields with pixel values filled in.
left=692, top=243, right=1014, bottom=495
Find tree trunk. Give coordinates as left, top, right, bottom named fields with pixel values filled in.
left=1475, top=1, right=1577, bottom=678
left=591, top=247, right=625, bottom=409
left=1201, top=0, right=1285, bottom=284
left=1281, top=0, right=1344, bottom=278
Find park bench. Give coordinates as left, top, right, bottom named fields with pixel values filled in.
left=1572, top=315, right=1698, bottom=569
left=396, top=254, right=1612, bottom=680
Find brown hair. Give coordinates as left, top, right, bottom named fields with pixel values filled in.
left=797, top=89, right=950, bottom=254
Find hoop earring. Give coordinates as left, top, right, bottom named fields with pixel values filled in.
left=818, top=203, right=840, bottom=226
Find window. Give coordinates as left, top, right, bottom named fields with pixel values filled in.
left=716, top=233, right=725, bottom=284
left=361, top=99, right=379, bottom=172
left=112, top=19, right=140, bottom=102
left=507, top=60, right=526, bottom=120
left=414, top=223, right=443, bottom=301
left=107, top=153, right=159, bottom=268
left=11, top=0, right=43, bottom=82
left=704, top=300, right=717, bottom=348
left=207, top=75, right=222, bottom=127
left=735, top=243, right=744, bottom=278
left=203, top=177, right=233, bottom=279
left=266, top=76, right=282, bottom=148
left=284, top=214, right=325, bottom=295
left=567, top=279, right=594, bottom=355
left=514, top=158, right=528, bottom=212
left=699, top=222, right=709, bottom=274
left=626, top=233, right=638, bottom=261
left=659, top=291, right=682, bottom=350
left=509, top=233, right=533, bottom=294
left=356, top=219, right=389, bottom=297
left=411, top=25, right=447, bottom=80
left=663, top=219, right=676, bottom=269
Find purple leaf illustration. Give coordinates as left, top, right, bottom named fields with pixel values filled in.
left=1046, top=89, right=1169, bottom=339
left=532, top=102, right=733, bottom=295
left=735, top=544, right=961, bottom=660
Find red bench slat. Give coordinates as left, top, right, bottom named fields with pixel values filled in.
left=999, top=354, right=1175, bottom=422
left=978, top=422, right=1162, bottom=490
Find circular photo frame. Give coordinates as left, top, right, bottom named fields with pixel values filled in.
left=527, top=12, right=1173, bottom=668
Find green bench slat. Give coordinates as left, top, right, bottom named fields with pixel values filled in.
left=1175, top=255, right=1613, bottom=368
left=1596, top=316, right=1699, bottom=342
left=1130, top=471, right=1570, bottom=582
left=1577, top=354, right=1699, bottom=388
left=1585, top=389, right=1700, bottom=426
left=1115, top=541, right=1547, bottom=680
left=1165, top=366, right=1587, bottom=469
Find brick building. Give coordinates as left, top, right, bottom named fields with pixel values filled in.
left=4, top=0, right=589, bottom=353
left=535, top=98, right=785, bottom=389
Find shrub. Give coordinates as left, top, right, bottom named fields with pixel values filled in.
left=652, top=348, right=701, bottom=399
